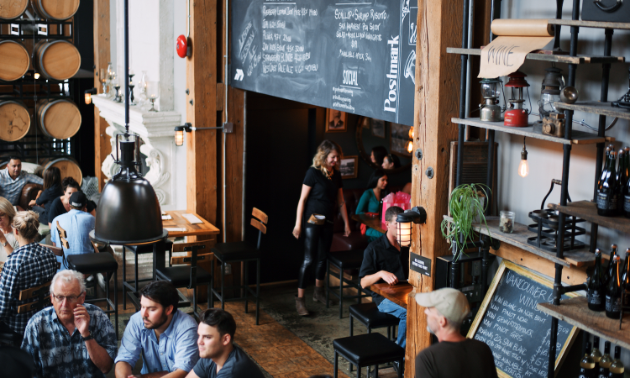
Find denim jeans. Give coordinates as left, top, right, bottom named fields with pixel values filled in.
left=377, top=298, right=407, bottom=348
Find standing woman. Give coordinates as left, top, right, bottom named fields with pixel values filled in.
left=0, top=197, right=18, bottom=261
left=356, top=169, right=387, bottom=241
left=293, top=140, right=350, bottom=316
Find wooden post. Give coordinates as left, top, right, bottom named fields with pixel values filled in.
left=405, top=0, right=463, bottom=375
left=93, top=0, right=111, bottom=191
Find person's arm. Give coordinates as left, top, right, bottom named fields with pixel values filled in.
left=338, top=188, right=351, bottom=237
left=292, top=184, right=312, bottom=239
left=360, top=270, right=398, bottom=288
left=0, top=262, right=17, bottom=321
left=355, top=190, right=370, bottom=215
left=114, top=315, right=143, bottom=378
left=169, top=321, right=201, bottom=376
left=74, top=305, right=114, bottom=373
left=21, top=322, right=44, bottom=378
left=25, top=173, right=44, bottom=185
left=358, top=247, right=398, bottom=289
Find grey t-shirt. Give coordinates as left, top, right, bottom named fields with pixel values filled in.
left=192, top=346, right=265, bottom=378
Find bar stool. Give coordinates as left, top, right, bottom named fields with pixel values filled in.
left=210, top=208, right=267, bottom=325
left=121, top=239, right=172, bottom=310
left=348, top=303, right=399, bottom=372
left=326, top=250, right=370, bottom=318
left=333, top=333, right=404, bottom=378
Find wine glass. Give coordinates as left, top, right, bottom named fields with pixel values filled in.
left=99, top=68, right=108, bottom=95
left=136, top=70, right=148, bottom=106
left=146, top=81, right=160, bottom=112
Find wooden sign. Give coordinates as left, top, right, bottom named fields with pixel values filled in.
left=467, top=260, right=579, bottom=378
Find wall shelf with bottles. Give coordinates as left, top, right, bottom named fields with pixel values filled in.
left=554, top=101, right=630, bottom=121
left=549, top=201, right=630, bottom=235
left=446, top=48, right=625, bottom=65
left=538, top=297, right=630, bottom=350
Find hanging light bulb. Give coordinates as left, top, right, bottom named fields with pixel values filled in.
left=407, top=140, right=413, bottom=154
left=518, top=137, right=529, bottom=177
left=34, top=72, right=40, bottom=79
left=408, top=126, right=414, bottom=139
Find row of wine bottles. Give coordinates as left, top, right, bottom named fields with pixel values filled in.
left=597, top=145, right=630, bottom=217
left=587, top=245, right=629, bottom=318
left=580, top=336, right=624, bottom=378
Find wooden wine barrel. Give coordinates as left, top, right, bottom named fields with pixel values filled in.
left=33, top=40, right=81, bottom=81
left=0, top=40, right=30, bottom=81
left=31, top=0, right=80, bottom=20
left=36, top=99, right=81, bottom=139
left=43, top=157, right=82, bottom=186
left=0, top=0, right=28, bottom=20
left=0, top=100, right=30, bottom=142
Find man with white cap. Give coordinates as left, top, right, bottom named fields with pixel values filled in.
left=414, top=288, right=497, bottom=378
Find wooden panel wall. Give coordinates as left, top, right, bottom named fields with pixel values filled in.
left=93, top=0, right=111, bottom=191
left=405, top=0, right=463, bottom=375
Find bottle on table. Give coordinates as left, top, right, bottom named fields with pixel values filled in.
left=580, top=341, right=596, bottom=378
left=588, top=249, right=606, bottom=312
left=599, top=341, right=612, bottom=378
left=607, top=245, right=618, bottom=284
left=591, top=336, right=603, bottom=371
left=618, top=149, right=628, bottom=212
left=605, top=255, right=622, bottom=319
left=598, top=150, right=618, bottom=216
left=608, top=346, right=624, bottom=378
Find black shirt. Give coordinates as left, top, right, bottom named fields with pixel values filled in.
left=47, top=196, right=96, bottom=225
left=192, top=346, right=265, bottom=378
left=358, top=234, right=408, bottom=305
left=35, top=184, right=63, bottom=224
left=302, top=167, right=343, bottom=222
left=415, top=339, right=498, bottom=378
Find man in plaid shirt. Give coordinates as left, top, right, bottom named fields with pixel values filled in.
left=0, top=240, right=57, bottom=335
left=0, top=157, right=44, bottom=208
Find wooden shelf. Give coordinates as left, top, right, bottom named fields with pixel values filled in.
left=446, top=47, right=625, bottom=64
left=548, top=19, right=630, bottom=30
left=549, top=201, right=630, bottom=234
left=442, top=216, right=595, bottom=267
left=538, top=297, right=630, bottom=350
left=554, top=101, right=630, bottom=121
left=451, top=117, right=607, bottom=145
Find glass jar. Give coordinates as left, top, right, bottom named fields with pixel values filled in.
left=499, top=211, right=515, bottom=233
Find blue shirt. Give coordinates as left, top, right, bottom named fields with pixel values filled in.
left=0, top=168, right=43, bottom=206
left=21, top=303, right=117, bottom=378
left=50, top=209, right=95, bottom=271
left=115, top=309, right=199, bottom=374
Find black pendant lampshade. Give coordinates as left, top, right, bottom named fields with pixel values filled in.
left=92, top=0, right=165, bottom=245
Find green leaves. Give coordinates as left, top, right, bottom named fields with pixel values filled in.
left=440, top=183, right=491, bottom=261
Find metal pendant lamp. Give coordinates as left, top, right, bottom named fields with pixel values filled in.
left=92, top=0, right=166, bottom=245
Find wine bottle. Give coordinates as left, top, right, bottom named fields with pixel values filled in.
left=607, top=245, right=618, bottom=284
left=599, top=341, right=612, bottom=378
left=605, top=255, right=622, bottom=319
left=580, top=342, right=596, bottom=378
left=598, top=150, right=618, bottom=216
left=618, top=150, right=628, bottom=213
left=625, top=148, right=630, bottom=218
left=588, top=249, right=606, bottom=312
left=608, top=346, right=624, bottom=378
left=624, top=249, right=630, bottom=307
left=591, top=336, right=603, bottom=371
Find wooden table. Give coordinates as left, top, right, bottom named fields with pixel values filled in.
left=162, top=210, right=220, bottom=239
left=351, top=213, right=386, bottom=234
left=370, top=282, right=413, bottom=308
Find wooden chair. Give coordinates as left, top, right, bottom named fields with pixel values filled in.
left=155, top=240, right=214, bottom=320
left=210, top=208, right=267, bottom=325
left=0, top=280, right=53, bottom=346
left=56, top=222, right=119, bottom=339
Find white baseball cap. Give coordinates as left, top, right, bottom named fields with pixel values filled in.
left=415, top=288, right=471, bottom=323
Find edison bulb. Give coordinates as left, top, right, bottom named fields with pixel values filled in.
left=518, top=159, right=529, bottom=177
left=34, top=72, right=40, bottom=79
left=407, top=140, right=413, bottom=153
left=409, top=126, right=414, bottom=139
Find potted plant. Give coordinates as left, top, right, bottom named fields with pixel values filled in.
left=440, top=183, right=491, bottom=261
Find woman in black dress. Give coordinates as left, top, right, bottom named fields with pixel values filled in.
left=293, top=140, right=350, bottom=315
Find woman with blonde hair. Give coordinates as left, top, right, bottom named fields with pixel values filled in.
left=0, top=197, right=18, bottom=261
left=293, top=140, right=350, bottom=316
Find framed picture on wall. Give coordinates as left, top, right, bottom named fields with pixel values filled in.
left=390, top=122, right=412, bottom=157
left=326, top=109, right=347, bottom=133
left=339, top=155, right=358, bottom=179
left=370, top=118, right=386, bottom=138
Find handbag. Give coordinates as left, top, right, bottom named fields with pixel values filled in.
left=581, top=0, right=630, bottom=22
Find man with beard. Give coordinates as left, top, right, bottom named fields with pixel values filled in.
left=186, top=308, right=264, bottom=378
left=115, top=281, right=199, bottom=378
left=414, top=288, right=497, bottom=378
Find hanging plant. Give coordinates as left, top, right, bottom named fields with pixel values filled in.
left=440, top=183, right=491, bottom=260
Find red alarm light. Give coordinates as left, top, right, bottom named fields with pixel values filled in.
left=176, top=35, right=188, bottom=58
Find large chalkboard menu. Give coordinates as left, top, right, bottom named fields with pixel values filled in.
left=468, top=261, right=578, bottom=378
left=230, top=0, right=417, bottom=125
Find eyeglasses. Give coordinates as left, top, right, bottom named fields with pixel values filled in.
left=52, top=292, right=84, bottom=303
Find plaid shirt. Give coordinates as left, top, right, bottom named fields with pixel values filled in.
left=22, top=303, right=117, bottom=378
left=0, top=168, right=44, bottom=206
left=0, top=242, right=57, bottom=334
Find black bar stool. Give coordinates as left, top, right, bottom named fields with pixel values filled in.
left=326, top=250, right=370, bottom=318
left=348, top=302, right=399, bottom=372
left=333, top=333, right=404, bottom=378
left=121, top=239, right=172, bottom=310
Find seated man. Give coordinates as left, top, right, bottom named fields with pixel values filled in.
left=359, top=206, right=408, bottom=348
left=115, top=281, right=199, bottom=378
left=414, top=288, right=497, bottom=378
left=50, top=191, right=95, bottom=271
left=0, top=156, right=44, bottom=209
left=187, top=308, right=265, bottom=378
left=21, top=270, right=117, bottom=377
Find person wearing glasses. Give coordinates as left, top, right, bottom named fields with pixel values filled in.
left=0, top=211, right=57, bottom=338
left=22, top=270, right=117, bottom=378
left=0, top=197, right=19, bottom=260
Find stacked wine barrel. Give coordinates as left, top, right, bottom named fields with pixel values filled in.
left=0, top=0, right=83, bottom=153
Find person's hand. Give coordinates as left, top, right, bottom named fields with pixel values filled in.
left=74, top=304, right=91, bottom=337
left=343, top=224, right=351, bottom=237
left=127, top=375, right=141, bottom=378
left=380, top=271, right=398, bottom=285
left=292, top=225, right=301, bottom=239
left=28, top=200, right=37, bottom=207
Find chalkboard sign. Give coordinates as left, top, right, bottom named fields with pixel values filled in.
left=230, top=0, right=417, bottom=126
left=467, top=261, right=578, bottom=378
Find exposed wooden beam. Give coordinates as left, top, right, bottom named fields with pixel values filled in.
left=93, top=0, right=111, bottom=191
left=405, top=0, right=463, bottom=375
